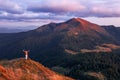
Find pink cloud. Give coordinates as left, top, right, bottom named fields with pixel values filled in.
left=27, top=0, right=86, bottom=14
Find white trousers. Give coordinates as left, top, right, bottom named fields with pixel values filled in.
left=25, top=55, right=28, bottom=60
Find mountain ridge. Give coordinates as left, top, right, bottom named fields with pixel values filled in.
left=0, top=18, right=119, bottom=60
left=35, top=18, right=111, bottom=36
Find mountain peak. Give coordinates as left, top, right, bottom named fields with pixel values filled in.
left=67, top=18, right=90, bottom=24
left=0, top=58, right=73, bottom=80
left=70, top=17, right=83, bottom=21
left=35, top=18, right=109, bottom=35
left=69, top=18, right=81, bottom=21
left=60, top=18, right=110, bottom=36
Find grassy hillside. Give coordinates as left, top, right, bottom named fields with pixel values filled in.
left=0, top=58, right=73, bottom=80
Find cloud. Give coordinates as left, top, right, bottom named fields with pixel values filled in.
left=0, top=0, right=120, bottom=28
left=27, top=0, right=120, bottom=17
left=27, top=0, right=85, bottom=14
left=0, top=11, right=69, bottom=22
left=0, top=0, right=23, bottom=14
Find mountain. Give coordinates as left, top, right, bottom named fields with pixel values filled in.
left=0, top=18, right=119, bottom=62
left=0, top=58, right=73, bottom=80
left=0, top=27, right=29, bottom=33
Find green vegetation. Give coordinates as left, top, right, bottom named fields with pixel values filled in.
left=50, top=51, right=120, bottom=80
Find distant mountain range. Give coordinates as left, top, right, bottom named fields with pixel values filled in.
left=0, top=27, right=29, bottom=33
left=0, top=18, right=120, bottom=80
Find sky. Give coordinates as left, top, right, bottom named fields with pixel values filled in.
left=0, top=0, right=120, bottom=29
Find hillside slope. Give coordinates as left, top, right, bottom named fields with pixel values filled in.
left=102, top=25, right=120, bottom=44
left=0, top=58, right=73, bottom=80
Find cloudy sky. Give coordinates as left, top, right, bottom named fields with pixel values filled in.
left=0, top=0, right=120, bottom=29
